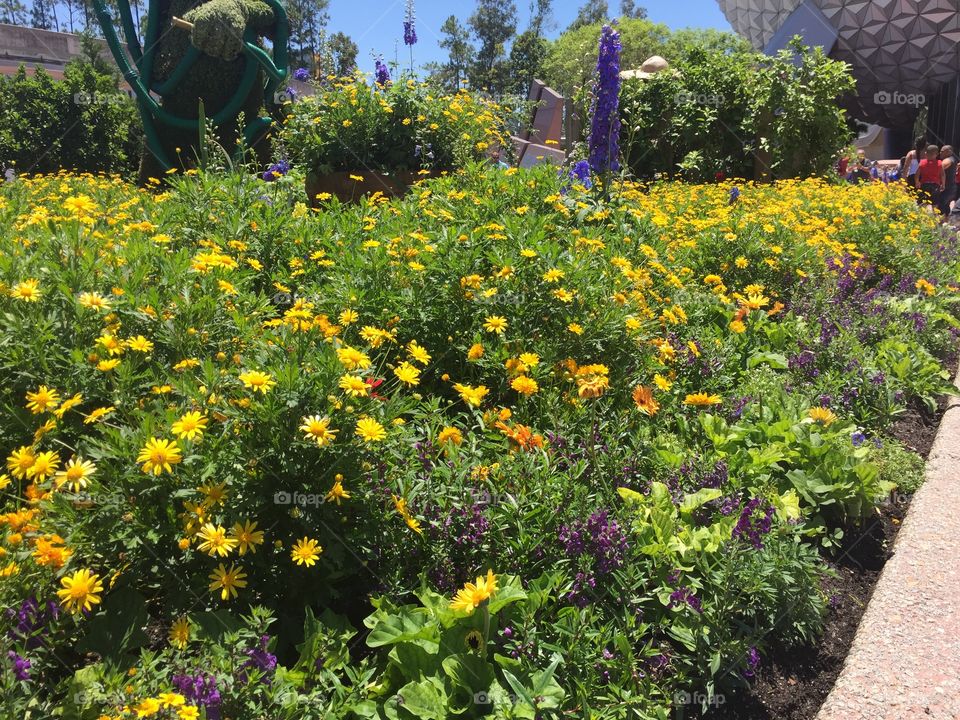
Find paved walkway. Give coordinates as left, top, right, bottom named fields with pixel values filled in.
left=817, top=365, right=960, bottom=720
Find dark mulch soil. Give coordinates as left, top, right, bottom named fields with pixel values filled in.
left=705, top=354, right=955, bottom=720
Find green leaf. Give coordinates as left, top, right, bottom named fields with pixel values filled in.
left=75, top=588, right=148, bottom=660
left=366, top=606, right=439, bottom=653
left=747, top=351, right=789, bottom=370
left=487, top=575, right=527, bottom=614
left=394, top=679, right=448, bottom=720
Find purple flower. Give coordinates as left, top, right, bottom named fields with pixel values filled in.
left=851, top=431, right=866, bottom=447
left=668, top=586, right=703, bottom=614
left=403, top=0, right=417, bottom=45
left=262, top=159, right=290, bottom=182
left=241, top=635, right=278, bottom=684
left=732, top=498, right=775, bottom=549
left=729, top=186, right=740, bottom=204
left=8, top=650, right=30, bottom=681
left=558, top=509, right=628, bottom=606
left=374, top=56, right=391, bottom=86
left=293, top=67, right=310, bottom=82
left=744, top=647, right=760, bottom=678
left=568, top=160, right=592, bottom=189
left=588, top=25, right=622, bottom=176
left=172, top=673, right=221, bottom=719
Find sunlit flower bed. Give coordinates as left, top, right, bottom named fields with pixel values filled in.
left=0, top=167, right=957, bottom=719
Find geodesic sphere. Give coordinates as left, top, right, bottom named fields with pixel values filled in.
left=717, top=0, right=960, bottom=127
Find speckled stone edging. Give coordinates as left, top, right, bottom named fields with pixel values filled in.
left=816, top=360, right=960, bottom=720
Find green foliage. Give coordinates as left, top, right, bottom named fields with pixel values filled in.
left=620, top=40, right=855, bottom=180
left=0, top=60, right=141, bottom=178
left=282, top=79, right=511, bottom=174
left=540, top=17, right=750, bottom=98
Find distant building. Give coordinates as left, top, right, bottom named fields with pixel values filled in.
left=716, top=1, right=960, bottom=157
left=0, top=23, right=120, bottom=83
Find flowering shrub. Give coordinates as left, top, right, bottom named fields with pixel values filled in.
left=281, top=78, right=511, bottom=175
left=0, top=166, right=957, bottom=718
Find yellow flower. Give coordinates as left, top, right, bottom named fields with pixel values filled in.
left=510, top=375, right=539, bottom=396
left=299, top=415, right=338, bottom=447
left=325, top=475, right=351, bottom=505
left=196, top=523, right=238, bottom=557
left=178, top=707, right=200, bottom=720
left=171, top=411, right=208, bottom=441
left=6, top=446, right=35, bottom=479
left=567, top=323, right=584, bottom=335
left=56, top=568, right=104, bottom=613
left=684, top=393, right=722, bottom=407
left=394, top=362, right=421, bottom=386
left=467, top=343, right=484, bottom=360
left=729, top=320, right=747, bottom=334
left=230, top=519, right=264, bottom=555
left=238, top=370, right=276, bottom=394
left=10, top=279, right=41, bottom=302
left=437, top=426, right=463, bottom=446
left=208, top=563, right=247, bottom=600
left=26, top=385, right=60, bottom=414
left=158, top=692, right=186, bottom=708
left=137, top=437, right=182, bottom=475
left=518, top=353, right=540, bottom=367
left=97, top=359, right=121, bottom=372
left=170, top=617, right=191, bottom=649
left=27, top=450, right=60, bottom=481
left=407, top=341, right=431, bottom=365
left=53, top=392, right=83, bottom=419
left=63, top=194, right=97, bottom=215
left=808, top=407, right=837, bottom=426
left=355, top=417, right=387, bottom=443
left=126, top=335, right=154, bottom=352
left=78, top=291, right=111, bottom=311
left=735, top=257, right=749, bottom=268
left=84, top=406, right=115, bottom=424
left=453, top=383, right=489, bottom=407
left=291, top=537, right=322, bottom=566
left=450, top=570, right=498, bottom=615
left=54, top=456, right=96, bottom=492
left=339, top=374, right=370, bottom=397
left=653, top=374, right=673, bottom=392
left=483, top=315, right=508, bottom=334
left=632, top=385, right=660, bottom=416
left=134, top=698, right=161, bottom=717
left=543, top=269, right=564, bottom=283
left=336, top=346, right=371, bottom=370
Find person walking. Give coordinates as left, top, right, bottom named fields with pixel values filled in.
left=939, top=145, right=957, bottom=215
left=915, top=144, right=945, bottom=211
left=903, top=136, right=927, bottom=188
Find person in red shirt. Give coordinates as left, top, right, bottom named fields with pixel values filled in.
left=915, top=144, right=945, bottom=210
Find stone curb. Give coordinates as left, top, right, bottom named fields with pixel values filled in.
left=815, top=360, right=960, bottom=720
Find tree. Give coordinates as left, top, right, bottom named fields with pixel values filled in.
left=30, top=0, right=57, bottom=28
left=620, top=0, right=646, bottom=19
left=431, top=14, right=474, bottom=92
left=566, top=0, right=607, bottom=33
left=0, top=0, right=29, bottom=24
left=285, top=0, right=330, bottom=68
left=528, top=0, right=551, bottom=37
left=328, top=31, right=358, bottom=77
left=508, top=29, right=546, bottom=95
left=467, top=0, right=517, bottom=96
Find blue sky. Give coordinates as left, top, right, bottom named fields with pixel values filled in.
left=327, top=0, right=733, bottom=72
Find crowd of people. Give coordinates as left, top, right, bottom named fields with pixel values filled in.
left=838, top=138, right=959, bottom=219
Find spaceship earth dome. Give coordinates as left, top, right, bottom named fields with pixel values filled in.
left=716, top=0, right=960, bottom=128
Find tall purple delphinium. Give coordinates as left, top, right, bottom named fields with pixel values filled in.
left=8, top=650, right=30, bottom=681
left=403, top=0, right=417, bottom=45
left=403, top=0, right=416, bottom=72
left=374, top=56, right=391, bottom=86
left=588, top=24, right=622, bottom=180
